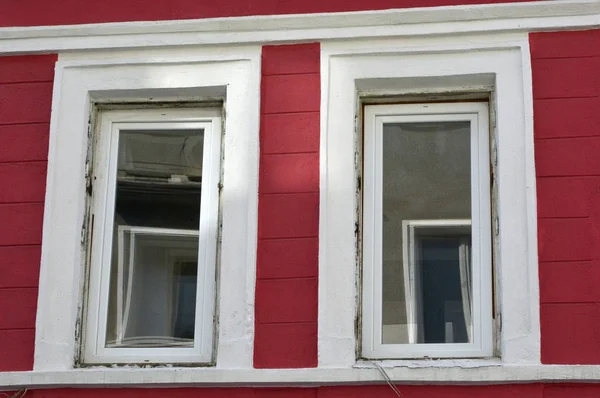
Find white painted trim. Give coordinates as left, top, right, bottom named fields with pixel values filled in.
left=319, top=34, right=540, bottom=370
left=34, top=46, right=261, bottom=371
left=0, top=0, right=599, bottom=54
left=8, top=364, right=600, bottom=388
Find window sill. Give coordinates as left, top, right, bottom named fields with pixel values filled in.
left=354, top=358, right=503, bottom=369
left=3, top=364, right=600, bottom=388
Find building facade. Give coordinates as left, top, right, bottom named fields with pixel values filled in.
left=1, top=0, right=600, bottom=396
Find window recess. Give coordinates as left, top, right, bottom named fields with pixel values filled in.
left=361, top=102, right=492, bottom=359
left=82, top=107, right=221, bottom=365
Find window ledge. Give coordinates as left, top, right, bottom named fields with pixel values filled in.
left=354, top=358, right=503, bottom=369
left=3, top=365, right=600, bottom=388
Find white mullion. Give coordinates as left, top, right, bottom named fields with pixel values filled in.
left=83, top=112, right=114, bottom=361
left=469, top=111, right=483, bottom=352
left=361, top=106, right=378, bottom=355
left=94, top=117, right=122, bottom=358
left=476, top=104, right=493, bottom=356
left=373, top=116, right=385, bottom=352
left=194, top=115, right=221, bottom=362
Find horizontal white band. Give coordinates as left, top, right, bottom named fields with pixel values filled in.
left=0, top=0, right=599, bottom=54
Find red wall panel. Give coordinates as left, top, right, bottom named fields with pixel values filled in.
left=535, top=137, right=600, bottom=176
left=540, top=261, right=600, bottom=303
left=533, top=98, right=600, bottom=140
left=261, top=113, right=320, bottom=154
left=541, top=304, right=600, bottom=364
left=537, top=218, right=593, bottom=263
left=531, top=29, right=600, bottom=365
left=0, top=203, right=44, bottom=246
left=258, top=193, right=319, bottom=239
left=1, top=0, right=538, bottom=28
left=257, top=238, right=318, bottom=280
left=7, top=384, right=600, bottom=398
left=0, top=83, right=54, bottom=125
left=0, top=54, right=56, bottom=372
left=545, top=384, right=600, bottom=398
left=531, top=57, right=600, bottom=100
left=255, top=43, right=320, bottom=368
left=0, top=329, right=34, bottom=372
left=0, top=162, right=47, bottom=203
left=0, top=288, right=37, bottom=329
left=254, top=323, right=318, bottom=369
left=256, top=278, right=318, bottom=323
left=319, top=384, right=543, bottom=398
left=0, top=246, right=41, bottom=289
left=2, top=384, right=549, bottom=397
left=0, top=124, right=50, bottom=163
left=0, top=55, right=57, bottom=84
left=260, top=153, right=320, bottom=194
left=536, top=177, right=591, bottom=219
left=262, top=75, right=321, bottom=114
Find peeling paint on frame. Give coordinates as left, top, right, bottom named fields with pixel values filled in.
left=75, top=100, right=226, bottom=368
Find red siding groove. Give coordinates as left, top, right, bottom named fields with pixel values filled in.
left=255, top=43, right=320, bottom=368
left=531, top=29, right=600, bottom=365
left=0, top=54, right=55, bottom=372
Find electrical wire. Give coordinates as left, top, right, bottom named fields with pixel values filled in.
left=373, top=362, right=405, bottom=398
left=0, top=388, right=27, bottom=398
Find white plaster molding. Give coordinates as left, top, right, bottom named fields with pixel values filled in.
left=319, top=33, right=540, bottom=369
left=6, top=364, right=600, bottom=388
left=34, top=46, right=261, bottom=371
left=0, top=0, right=599, bottom=54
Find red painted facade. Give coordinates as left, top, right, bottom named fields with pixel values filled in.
left=531, top=29, right=600, bottom=366
left=0, top=54, right=55, bottom=372
left=1, top=0, right=537, bottom=27
left=255, top=44, right=320, bottom=368
left=1, top=2, right=600, bottom=396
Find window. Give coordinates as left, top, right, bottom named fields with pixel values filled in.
left=319, top=43, right=539, bottom=369
left=83, top=107, right=222, bottom=364
left=34, top=50, right=259, bottom=372
left=361, top=102, right=492, bottom=359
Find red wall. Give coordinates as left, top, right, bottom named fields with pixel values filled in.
left=1, top=0, right=537, bottom=27
left=0, top=54, right=55, bottom=372
left=255, top=43, right=320, bottom=368
left=530, top=29, right=600, bottom=365
left=13, top=383, right=600, bottom=397
left=0, top=385, right=548, bottom=397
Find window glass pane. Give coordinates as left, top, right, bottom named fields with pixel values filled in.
left=105, top=129, right=203, bottom=348
left=381, top=121, right=472, bottom=345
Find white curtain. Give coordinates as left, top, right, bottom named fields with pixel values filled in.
left=458, top=239, right=472, bottom=342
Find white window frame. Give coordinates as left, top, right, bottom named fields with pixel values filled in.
left=83, top=108, right=221, bottom=364
left=361, top=102, right=492, bottom=359
left=34, top=46, right=261, bottom=371
left=319, top=39, right=540, bottom=369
